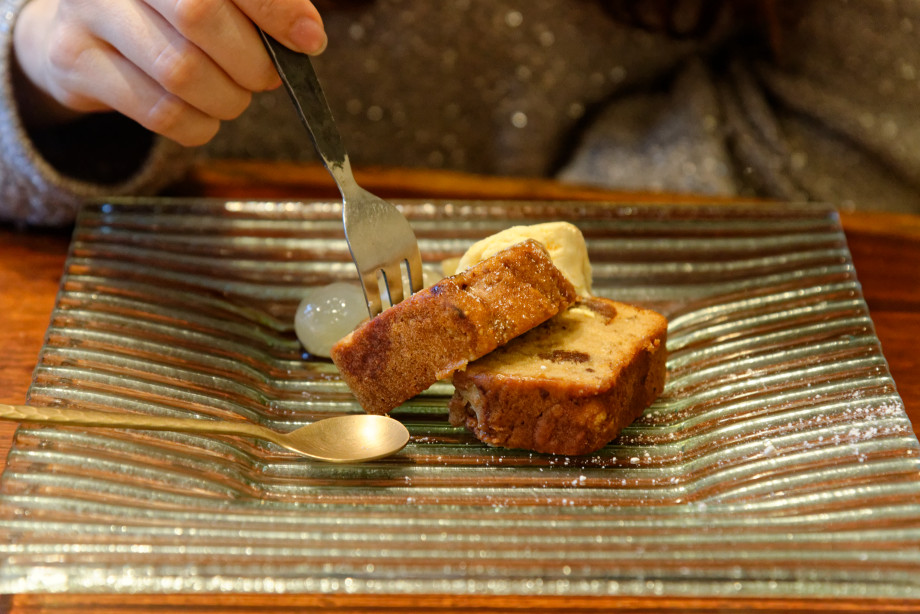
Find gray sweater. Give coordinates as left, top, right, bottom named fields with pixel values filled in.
left=3, top=0, right=919, bottom=225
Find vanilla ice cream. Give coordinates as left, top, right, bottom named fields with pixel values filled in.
left=448, top=222, right=593, bottom=295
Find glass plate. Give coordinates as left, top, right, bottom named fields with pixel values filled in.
left=1, top=198, right=918, bottom=598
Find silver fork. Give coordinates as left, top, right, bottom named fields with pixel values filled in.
left=259, top=32, right=424, bottom=317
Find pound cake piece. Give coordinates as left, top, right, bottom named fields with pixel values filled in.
left=449, top=296, right=668, bottom=455
left=331, top=239, right=576, bottom=415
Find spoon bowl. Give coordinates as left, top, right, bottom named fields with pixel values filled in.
left=0, top=403, right=410, bottom=464
left=262, top=414, right=410, bottom=462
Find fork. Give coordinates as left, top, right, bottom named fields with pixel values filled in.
left=259, top=32, right=424, bottom=317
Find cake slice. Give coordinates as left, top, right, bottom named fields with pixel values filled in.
left=331, top=239, right=577, bottom=415
left=449, top=296, right=668, bottom=455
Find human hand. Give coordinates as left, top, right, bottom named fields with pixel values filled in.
left=12, top=0, right=326, bottom=146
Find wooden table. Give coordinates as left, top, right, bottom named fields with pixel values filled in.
left=1, top=162, right=918, bottom=613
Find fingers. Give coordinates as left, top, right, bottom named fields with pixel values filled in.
left=229, top=0, right=326, bottom=54
left=45, top=27, right=221, bottom=145
left=72, top=0, right=254, bottom=120
left=12, top=0, right=327, bottom=146
left=145, top=0, right=278, bottom=92
left=146, top=0, right=326, bottom=91
left=43, top=0, right=256, bottom=145
left=141, top=0, right=328, bottom=109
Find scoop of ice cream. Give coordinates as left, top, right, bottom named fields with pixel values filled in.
left=449, top=222, right=593, bottom=295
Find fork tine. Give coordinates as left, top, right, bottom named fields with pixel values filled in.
left=381, top=262, right=405, bottom=307
left=407, top=249, right=424, bottom=294
left=360, top=269, right=383, bottom=317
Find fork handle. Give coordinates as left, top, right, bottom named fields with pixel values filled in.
left=258, top=31, right=357, bottom=194
left=0, top=402, right=268, bottom=440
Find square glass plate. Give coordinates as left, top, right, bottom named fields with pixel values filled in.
left=0, top=198, right=918, bottom=598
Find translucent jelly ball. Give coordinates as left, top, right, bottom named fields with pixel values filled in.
left=294, top=282, right=367, bottom=357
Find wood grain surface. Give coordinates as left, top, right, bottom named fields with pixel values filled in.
left=1, top=162, right=918, bottom=613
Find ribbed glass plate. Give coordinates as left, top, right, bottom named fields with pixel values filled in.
left=1, top=199, right=918, bottom=598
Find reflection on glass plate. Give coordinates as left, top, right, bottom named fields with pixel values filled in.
left=0, top=199, right=917, bottom=597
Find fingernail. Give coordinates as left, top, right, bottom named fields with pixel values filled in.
left=291, top=18, right=327, bottom=55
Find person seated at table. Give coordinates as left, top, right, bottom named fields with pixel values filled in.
left=2, top=0, right=918, bottom=226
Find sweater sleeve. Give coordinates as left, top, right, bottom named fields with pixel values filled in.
left=0, top=0, right=194, bottom=226
left=558, top=0, right=920, bottom=213
left=744, top=0, right=920, bottom=212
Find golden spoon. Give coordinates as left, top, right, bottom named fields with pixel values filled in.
left=0, top=403, right=409, bottom=463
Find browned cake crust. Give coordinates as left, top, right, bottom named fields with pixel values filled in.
left=331, top=239, right=577, bottom=415
left=449, top=296, right=668, bottom=455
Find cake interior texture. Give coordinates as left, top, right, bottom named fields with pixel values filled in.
left=449, top=296, right=668, bottom=455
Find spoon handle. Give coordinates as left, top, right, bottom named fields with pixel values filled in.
left=0, top=403, right=267, bottom=440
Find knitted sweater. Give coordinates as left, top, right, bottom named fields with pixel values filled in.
left=2, top=0, right=918, bottom=225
